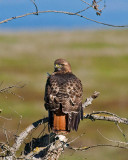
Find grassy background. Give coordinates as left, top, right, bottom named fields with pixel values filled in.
left=0, top=29, right=128, bottom=159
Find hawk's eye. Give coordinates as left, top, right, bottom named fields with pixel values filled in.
left=55, top=64, right=62, bottom=69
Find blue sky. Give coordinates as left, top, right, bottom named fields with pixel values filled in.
left=0, top=0, right=128, bottom=30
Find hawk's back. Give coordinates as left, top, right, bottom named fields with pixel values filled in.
left=44, top=72, right=83, bottom=114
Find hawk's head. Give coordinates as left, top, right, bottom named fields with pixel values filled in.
left=54, top=59, right=72, bottom=73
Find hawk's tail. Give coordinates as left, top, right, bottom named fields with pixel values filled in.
left=68, top=106, right=83, bottom=131
left=48, top=106, right=83, bottom=133
left=49, top=110, right=69, bottom=133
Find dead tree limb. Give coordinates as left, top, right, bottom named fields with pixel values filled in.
left=12, top=117, right=48, bottom=154
left=0, top=83, right=25, bottom=100
left=18, top=134, right=68, bottom=160
left=0, top=83, right=25, bottom=93
left=0, top=10, right=127, bottom=27
left=69, top=144, right=128, bottom=151
left=1, top=91, right=128, bottom=159
left=0, top=0, right=128, bottom=27
left=82, top=91, right=100, bottom=108
left=30, top=0, right=39, bottom=15
left=97, top=129, right=128, bottom=146
left=0, top=118, right=48, bottom=159
left=84, top=111, right=128, bottom=125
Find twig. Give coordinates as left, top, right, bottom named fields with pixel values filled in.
left=37, top=123, right=48, bottom=138
left=82, top=91, right=100, bottom=108
left=3, top=128, right=9, bottom=146
left=11, top=117, right=48, bottom=154
left=97, top=129, right=128, bottom=146
left=100, top=0, right=106, bottom=12
left=84, top=111, right=128, bottom=125
left=75, top=0, right=102, bottom=14
left=0, top=142, right=14, bottom=157
left=68, top=133, right=85, bottom=144
left=69, top=143, right=128, bottom=151
left=0, top=10, right=128, bottom=27
left=0, top=83, right=25, bottom=100
left=81, top=0, right=91, bottom=6
left=115, top=123, right=127, bottom=142
left=30, top=0, right=38, bottom=15
left=14, top=115, right=22, bottom=139
left=0, top=81, right=4, bottom=87
left=0, top=84, right=25, bottom=93
left=0, top=116, right=12, bottom=121
left=80, top=0, right=105, bottom=15
left=9, top=106, right=23, bottom=137
left=90, top=111, right=124, bottom=120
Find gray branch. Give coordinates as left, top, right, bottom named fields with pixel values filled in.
left=69, top=144, right=128, bottom=151
left=82, top=91, right=100, bottom=108
left=1, top=91, right=128, bottom=159
left=3, top=117, right=49, bottom=159
left=12, top=117, right=48, bottom=153
left=84, top=111, right=128, bottom=125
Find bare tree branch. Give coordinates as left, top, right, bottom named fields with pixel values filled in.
left=115, top=123, right=127, bottom=142
left=1, top=90, right=128, bottom=159
left=3, top=128, right=9, bottom=146
left=82, top=91, right=100, bottom=108
left=97, top=129, right=128, bottom=146
left=0, top=0, right=127, bottom=27
left=0, top=83, right=25, bottom=93
left=14, top=114, right=22, bottom=138
left=0, top=116, right=12, bottom=121
left=75, top=0, right=102, bottom=14
left=68, top=133, right=85, bottom=144
left=5, top=92, right=128, bottom=156
left=18, top=134, right=68, bottom=160
left=69, top=143, right=128, bottom=151
left=9, top=109, right=128, bottom=158
left=0, top=118, right=48, bottom=159
left=0, top=10, right=128, bottom=27
left=0, top=83, right=25, bottom=100
left=11, top=117, right=48, bottom=154
left=84, top=111, right=128, bottom=125
left=30, top=0, right=38, bottom=15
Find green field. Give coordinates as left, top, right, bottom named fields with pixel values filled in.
left=0, top=29, right=128, bottom=159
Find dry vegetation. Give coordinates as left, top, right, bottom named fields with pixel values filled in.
left=0, top=29, right=128, bottom=159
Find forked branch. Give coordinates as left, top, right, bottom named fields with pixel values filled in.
left=1, top=91, right=128, bottom=159
left=12, top=117, right=48, bottom=154
left=0, top=0, right=128, bottom=27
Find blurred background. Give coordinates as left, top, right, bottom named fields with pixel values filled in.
left=0, top=0, right=128, bottom=159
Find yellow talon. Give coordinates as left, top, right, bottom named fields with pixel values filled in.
left=83, top=113, right=86, bottom=116
left=33, top=147, right=40, bottom=153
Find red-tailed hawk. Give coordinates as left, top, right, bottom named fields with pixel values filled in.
left=44, top=59, right=83, bottom=133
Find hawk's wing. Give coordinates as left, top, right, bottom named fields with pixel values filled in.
left=44, top=74, right=60, bottom=111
